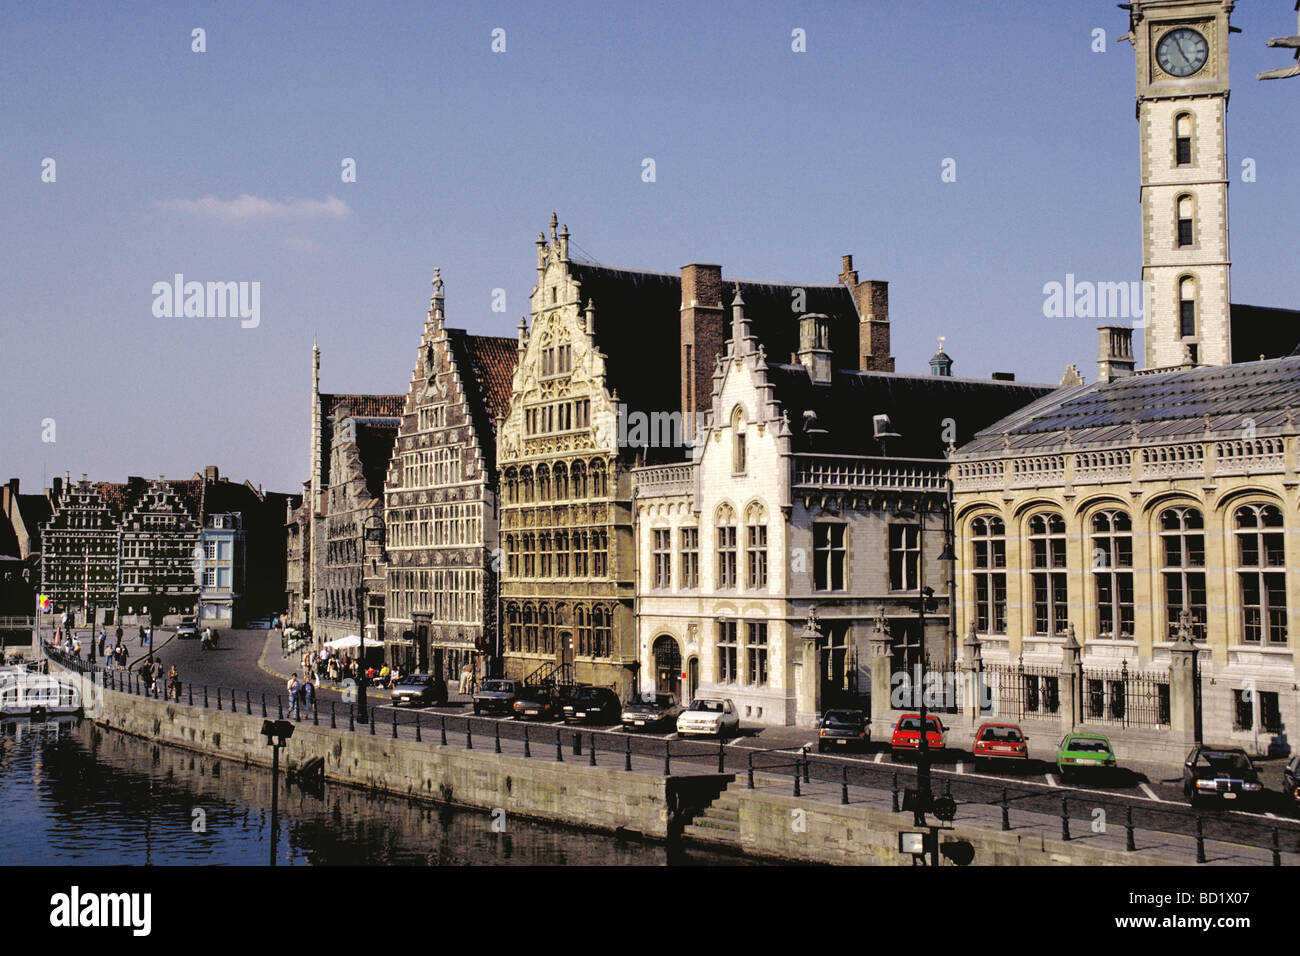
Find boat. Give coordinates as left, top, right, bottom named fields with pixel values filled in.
left=0, top=671, right=82, bottom=719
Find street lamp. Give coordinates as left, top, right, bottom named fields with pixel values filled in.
left=261, top=718, right=295, bottom=867
left=356, top=514, right=387, bottom=725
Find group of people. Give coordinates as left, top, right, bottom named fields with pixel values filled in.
left=139, top=658, right=182, bottom=700
left=298, top=647, right=401, bottom=688
left=285, top=672, right=316, bottom=720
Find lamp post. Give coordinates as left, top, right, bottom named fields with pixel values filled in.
left=357, top=514, right=388, bottom=725
left=261, top=718, right=295, bottom=867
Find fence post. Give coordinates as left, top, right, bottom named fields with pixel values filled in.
left=663, top=740, right=670, bottom=775
left=349, top=704, right=355, bottom=732
left=495, top=723, right=502, bottom=754
left=464, top=719, right=472, bottom=749
left=370, top=709, right=376, bottom=735
left=624, top=735, right=631, bottom=771
left=392, top=708, right=397, bottom=739
left=717, top=737, right=725, bottom=773
left=203, top=685, right=209, bottom=708
left=793, top=763, right=801, bottom=797
left=261, top=693, right=267, bottom=718
left=1061, top=796, right=1070, bottom=841
left=414, top=712, right=420, bottom=742
left=331, top=701, right=337, bottom=730
left=589, top=733, right=597, bottom=767
left=891, top=772, right=899, bottom=812
left=440, top=715, right=447, bottom=746
left=802, top=748, right=810, bottom=783
left=1121, top=658, right=1130, bottom=729
left=1126, top=806, right=1136, bottom=851
left=277, top=695, right=283, bottom=720
left=216, top=687, right=221, bottom=710
left=188, top=683, right=193, bottom=706
left=524, top=724, right=531, bottom=758
left=841, top=766, right=849, bottom=805
left=1001, top=788, right=1010, bottom=831
left=1195, top=816, right=1206, bottom=863
left=555, top=728, right=563, bottom=762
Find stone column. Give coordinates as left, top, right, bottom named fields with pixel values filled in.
left=869, top=610, right=895, bottom=734
left=795, top=610, right=822, bottom=728
left=961, top=623, right=983, bottom=721
left=1168, top=611, right=1200, bottom=750
left=1059, top=624, right=1081, bottom=734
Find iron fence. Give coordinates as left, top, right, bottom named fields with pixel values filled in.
left=1080, top=661, right=1170, bottom=729
left=980, top=661, right=1061, bottom=721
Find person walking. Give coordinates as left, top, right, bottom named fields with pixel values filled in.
left=287, top=673, right=301, bottom=720
left=301, top=678, right=315, bottom=720
left=138, top=624, right=146, bottom=647
left=167, top=664, right=180, bottom=701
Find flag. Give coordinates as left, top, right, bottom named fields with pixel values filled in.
left=37, top=594, right=51, bottom=612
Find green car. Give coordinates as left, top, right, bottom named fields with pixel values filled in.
left=1056, top=732, right=1117, bottom=781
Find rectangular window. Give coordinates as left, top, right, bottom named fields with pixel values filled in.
left=813, top=524, right=846, bottom=591
left=746, top=621, right=768, bottom=686
left=1177, top=218, right=1193, bottom=247
left=1233, top=689, right=1254, bottom=731
left=1262, top=692, right=1281, bottom=733
left=680, top=527, right=699, bottom=589
left=746, top=524, right=768, bottom=590
left=1179, top=301, right=1196, bottom=338
left=653, top=528, right=671, bottom=589
left=717, top=525, right=737, bottom=589
left=889, top=525, right=920, bottom=591
left=1176, top=136, right=1191, bottom=166
left=717, top=620, right=738, bottom=683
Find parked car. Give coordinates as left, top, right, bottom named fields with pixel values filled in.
left=391, top=673, right=448, bottom=707
left=473, top=679, right=523, bottom=715
left=889, top=714, right=945, bottom=757
left=561, top=685, right=621, bottom=724
left=973, top=722, right=1029, bottom=765
left=621, top=692, right=683, bottom=731
left=817, top=709, right=870, bottom=753
left=176, top=617, right=198, bottom=639
left=1183, top=744, right=1263, bottom=807
left=1056, top=732, right=1117, bottom=781
left=1284, top=754, right=1300, bottom=812
left=512, top=685, right=561, bottom=721
left=676, top=697, right=740, bottom=738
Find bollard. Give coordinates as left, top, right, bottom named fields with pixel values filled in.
left=589, top=733, right=597, bottom=767
left=1126, top=806, right=1136, bottom=852
left=203, top=685, right=209, bottom=708
left=495, top=724, right=502, bottom=754
left=524, top=725, right=531, bottom=758
left=747, top=752, right=754, bottom=789
left=793, top=763, right=801, bottom=797
left=663, top=740, right=670, bottom=775
left=392, top=709, right=397, bottom=739
left=188, top=683, right=193, bottom=706
left=1195, top=816, right=1205, bottom=864
left=440, top=716, right=447, bottom=746
left=1061, top=796, right=1070, bottom=841
left=370, top=710, right=376, bottom=735
left=216, top=687, right=221, bottom=710
left=331, top=701, right=337, bottom=730
left=277, top=695, right=283, bottom=720
left=841, top=766, right=849, bottom=805
left=802, top=749, right=810, bottom=784
left=624, top=735, right=632, bottom=772
left=349, top=704, right=355, bottom=732
left=312, top=700, right=319, bottom=725
left=465, top=721, right=472, bottom=749
left=556, top=728, right=563, bottom=762
left=891, top=773, right=899, bottom=812
left=573, top=731, right=582, bottom=757
left=717, top=738, right=725, bottom=773
left=246, top=691, right=252, bottom=716
left=414, top=712, right=421, bottom=742
left=1001, top=788, right=1010, bottom=831
left=261, top=694, right=267, bottom=718
left=1272, top=827, right=1282, bottom=867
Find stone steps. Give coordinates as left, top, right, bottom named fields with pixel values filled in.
left=682, top=789, right=741, bottom=845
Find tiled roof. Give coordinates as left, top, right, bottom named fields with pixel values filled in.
left=957, top=354, right=1300, bottom=455
left=765, top=364, right=1056, bottom=458
left=1231, top=304, right=1300, bottom=364
left=463, top=334, right=517, bottom=421
left=322, top=393, right=405, bottom=419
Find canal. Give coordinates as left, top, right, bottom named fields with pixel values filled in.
left=0, top=719, right=754, bottom=866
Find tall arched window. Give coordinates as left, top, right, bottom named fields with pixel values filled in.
left=552, top=462, right=568, bottom=500
left=589, top=459, right=607, bottom=497
left=538, top=532, right=552, bottom=577
left=504, top=468, right=518, bottom=505
left=575, top=605, right=590, bottom=656
left=971, top=515, right=1007, bottom=634
left=592, top=606, right=612, bottom=658
left=1179, top=276, right=1197, bottom=339
left=523, top=604, right=538, bottom=654
left=716, top=503, right=738, bottom=589
left=536, top=464, right=551, bottom=501
left=731, top=407, right=747, bottom=474
left=1161, top=506, right=1206, bottom=640
left=540, top=603, right=555, bottom=655
left=555, top=530, right=569, bottom=577
left=1091, top=509, right=1134, bottom=639
left=1176, top=194, right=1195, bottom=247
left=572, top=530, right=589, bottom=577
left=570, top=460, right=587, bottom=498
left=591, top=529, right=608, bottom=578
left=1175, top=112, right=1193, bottom=165
left=519, top=466, right=534, bottom=503
left=744, top=502, right=768, bottom=590
left=1236, top=503, right=1287, bottom=644
left=1029, top=512, right=1068, bottom=636
left=505, top=534, right=518, bottom=578
left=506, top=603, right=521, bottom=652
left=521, top=533, right=535, bottom=577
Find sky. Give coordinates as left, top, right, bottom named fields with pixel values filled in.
left=2, top=0, right=1298, bottom=495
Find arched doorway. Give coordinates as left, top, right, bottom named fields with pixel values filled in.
left=652, top=635, right=682, bottom=699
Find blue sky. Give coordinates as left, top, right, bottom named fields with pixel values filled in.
left=2, top=0, right=1298, bottom=494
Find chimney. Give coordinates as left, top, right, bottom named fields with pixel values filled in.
left=1097, top=325, right=1135, bottom=383
left=840, top=255, right=893, bottom=372
left=797, top=314, right=833, bottom=384
left=204, top=465, right=219, bottom=482
left=2, top=478, right=15, bottom=520
left=991, top=372, right=1016, bottom=382
left=679, top=263, right=725, bottom=426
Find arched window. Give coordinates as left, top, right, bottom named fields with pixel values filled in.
left=1029, top=512, right=1068, bottom=636
left=505, top=534, right=518, bottom=578
left=716, top=503, right=738, bottom=589
left=552, top=462, right=568, bottom=500
left=519, top=466, right=534, bottom=504
left=1091, top=510, right=1134, bottom=639
left=1176, top=194, right=1195, bottom=247
left=506, top=603, right=521, bottom=652
left=592, top=606, right=612, bottom=658
left=523, top=604, right=537, bottom=654
left=591, top=529, right=608, bottom=578
left=538, top=532, right=552, bottom=577
left=745, top=502, right=768, bottom=590
left=521, top=533, right=535, bottom=577
left=555, top=530, right=569, bottom=577
left=1160, top=506, right=1206, bottom=640
left=575, top=605, right=590, bottom=656
left=731, top=407, right=747, bottom=474
left=536, top=464, right=550, bottom=502
left=572, top=530, right=588, bottom=578
left=1179, top=276, right=1197, bottom=339
left=1235, top=503, right=1287, bottom=644
left=540, top=604, right=555, bottom=655
left=570, top=460, right=586, bottom=498
left=1174, top=112, right=1193, bottom=166
left=590, top=459, right=607, bottom=497
left=504, top=468, right=518, bottom=505
left=971, top=515, right=1007, bottom=635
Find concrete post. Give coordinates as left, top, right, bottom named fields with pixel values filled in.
left=961, top=623, right=983, bottom=721
left=796, top=610, right=822, bottom=728
left=869, top=613, right=894, bottom=734
left=1059, top=624, right=1081, bottom=734
left=1168, top=611, right=1200, bottom=752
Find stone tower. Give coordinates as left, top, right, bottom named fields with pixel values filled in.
left=1127, top=0, right=1235, bottom=368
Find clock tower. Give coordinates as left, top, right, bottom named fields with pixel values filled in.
left=1127, top=0, right=1235, bottom=368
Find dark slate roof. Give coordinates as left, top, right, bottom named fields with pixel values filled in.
left=1231, top=304, right=1300, bottom=364
left=959, top=354, right=1300, bottom=455
left=450, top=332, right=518, bottom=472
left=15, top=494, right=52, bottom=541
left=319, top=392, right=404, bottom=491
left=765, top=364, right=1056, bottom=458
left=0, top=512, right=20, bottom=560
left=355, top=422, right=399, bottom=500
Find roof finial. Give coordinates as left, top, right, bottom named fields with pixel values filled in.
left=549, top=212, right=558, bottom=243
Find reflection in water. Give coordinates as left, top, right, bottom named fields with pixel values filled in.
left=0, top=720, right=752, bottom=866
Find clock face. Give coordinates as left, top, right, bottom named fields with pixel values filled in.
left=1156, top=27, right=1209, bottom=78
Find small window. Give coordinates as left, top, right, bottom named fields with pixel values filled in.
left=1178, top=277, right=1196, bottom=338
left=1175, top=113, right=1192, bottom=166
left=1176, top=195, right=1194, bottom=247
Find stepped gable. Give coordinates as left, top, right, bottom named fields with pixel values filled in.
left=450, top=331, right=517, bottom=468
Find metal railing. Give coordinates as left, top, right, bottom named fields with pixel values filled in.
left=1080, top=661, right=1170, bottom=729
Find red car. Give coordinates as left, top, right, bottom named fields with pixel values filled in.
left=972, top=722, right=1029, bottom=765
left=890, top=714, right=946, bottom=757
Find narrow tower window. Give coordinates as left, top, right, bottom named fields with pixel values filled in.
left=1179, top=277, right=1197, bottom=338
left=1175, top=113, right=1192, bottom=166
left=1176, top=195, right=1194, bottom=247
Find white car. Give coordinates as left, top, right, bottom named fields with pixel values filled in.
left=676, top=697, right=740, bottom=738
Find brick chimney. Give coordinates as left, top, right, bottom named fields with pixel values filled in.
left=839, top=255, right=893, bottom=372
left=680, top=263, right=725, bottom=427
left=204, top=465, right=219, bottom=482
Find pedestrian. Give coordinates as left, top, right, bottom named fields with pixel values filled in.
left=459, top=661, right=473, bottom=695
left=168, top=664, right=180, bottom=701
left=115, top=625, right=123, bottom=644
left=287, top=673, right=300, bottom=720
left=72, top=636, right=82, bottom=659
left=145, top=624, right=153, bottom=650
left=97, top=628, right=106, bottom=657
left=300, top=678, right=315, bottom=719
left=138, top=624, right=146, bottom=647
